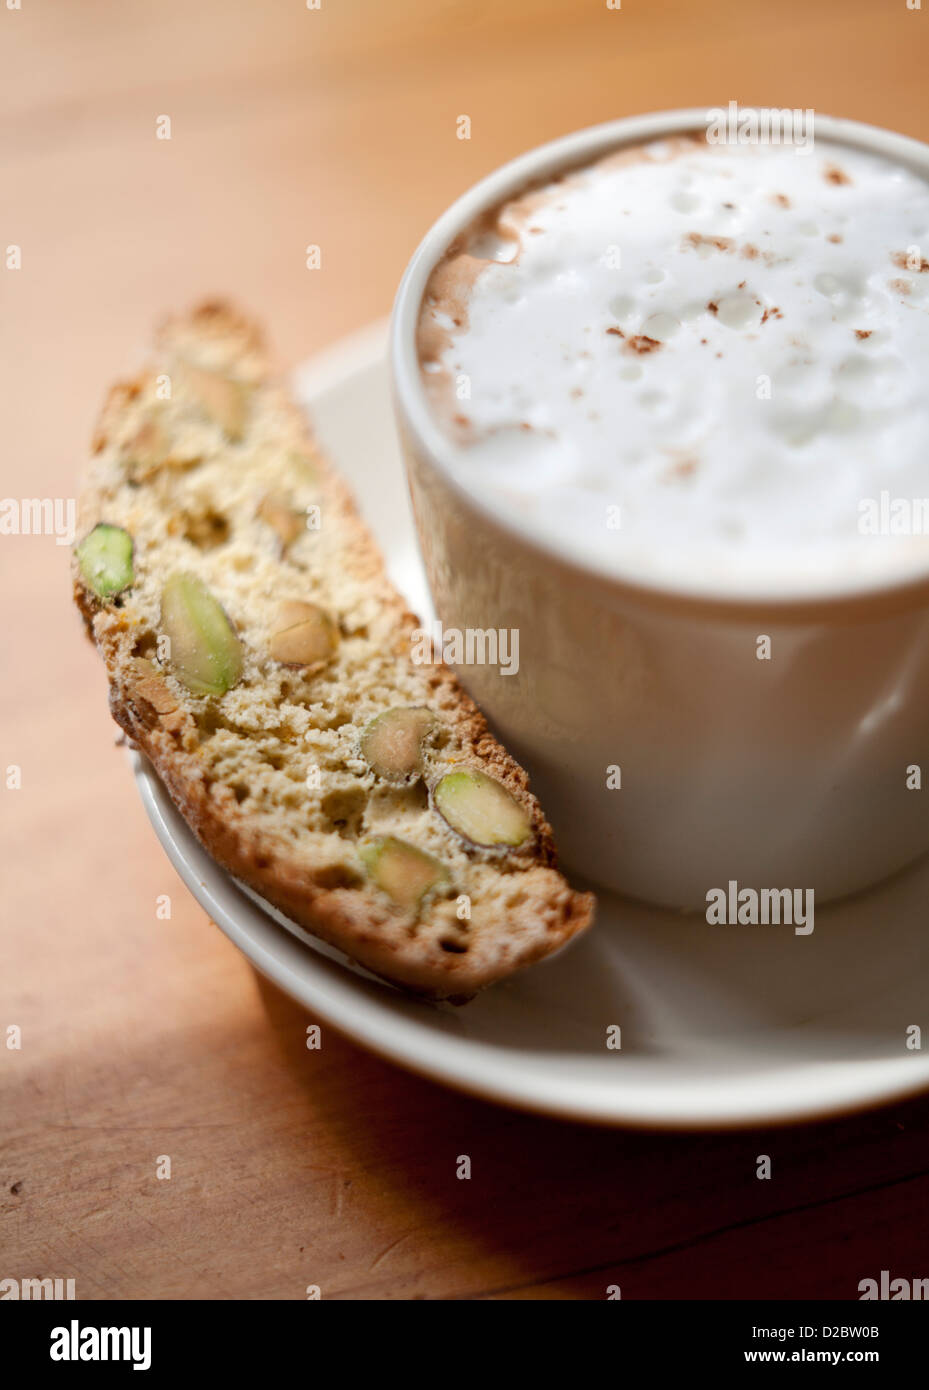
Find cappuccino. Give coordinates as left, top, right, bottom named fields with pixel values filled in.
left=418, top=135, right=929, bottom=594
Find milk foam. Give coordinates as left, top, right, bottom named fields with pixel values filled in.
left=418, top=137, right=929, bottom=594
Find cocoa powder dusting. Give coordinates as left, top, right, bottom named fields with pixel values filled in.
left=684, top=232, right=734, bottom=253
left=664, top=458, right=697, bottom=481
left=892, top=250, right=929, bottom=272
left=625, top=335, right=662, bottom=355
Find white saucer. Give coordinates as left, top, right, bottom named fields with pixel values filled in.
left=132, top=320, right=929, bottom=1128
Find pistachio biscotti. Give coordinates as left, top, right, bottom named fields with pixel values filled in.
left=72, top=302, right=593, bottom=999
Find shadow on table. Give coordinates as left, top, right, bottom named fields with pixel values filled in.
left=251, top=969, right=929, bottom=1301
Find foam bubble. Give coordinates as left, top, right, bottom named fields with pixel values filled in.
left=642, top=312, right=680, bottom=339
left=715, top=293, right=763, bottom=329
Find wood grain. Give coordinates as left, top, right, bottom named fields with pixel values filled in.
left=2, top=0, right=929, bottom=1300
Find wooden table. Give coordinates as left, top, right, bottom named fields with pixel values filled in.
left=2, top=0, right=928, bottom=1300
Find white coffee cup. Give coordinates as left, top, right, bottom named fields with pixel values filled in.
left=390, top=109, right=929, bottom=909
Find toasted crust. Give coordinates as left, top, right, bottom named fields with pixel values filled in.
left=73, top=301, right=594, bottom=999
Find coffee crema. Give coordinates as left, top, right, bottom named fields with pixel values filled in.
left=417, top=135, right=929, bottom=593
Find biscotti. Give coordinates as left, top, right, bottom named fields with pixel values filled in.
left=72, top=302, right=594, bottom=999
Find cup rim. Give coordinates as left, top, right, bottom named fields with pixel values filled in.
left=390, top=107, right=929, bottom=610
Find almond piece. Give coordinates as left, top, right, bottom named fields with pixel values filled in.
left=257, top=493, right=303, bottom=550
left=268, top=600, right=337, bottom=668
left=360, top=707, right=436, bottom=783
left=184, top=365, right=250, bottom=440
